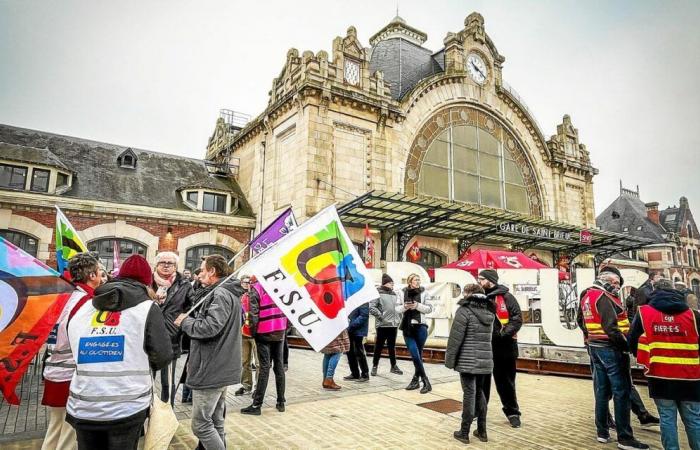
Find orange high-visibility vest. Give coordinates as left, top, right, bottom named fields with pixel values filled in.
left=581, top=288, right=630, bottom=341
left=636, top=305, right=700, bottom=380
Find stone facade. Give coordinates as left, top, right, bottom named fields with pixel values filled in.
left=207, top=12, right=597, bottom=264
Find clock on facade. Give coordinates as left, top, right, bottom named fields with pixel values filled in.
left=344, top=60, right=360, bottom=86
left=466, top=53, right=488, bottom=85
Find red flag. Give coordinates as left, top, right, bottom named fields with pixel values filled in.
left=407, top=240, right=421, bottom=262
left=112, top=239, right=121, bottom=276
left=363, top=225, right=374, bottom=268
left=0, top=236, right=74, bottom=404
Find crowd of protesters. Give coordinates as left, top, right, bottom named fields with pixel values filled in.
left=37, top=248, right=700, bottom=450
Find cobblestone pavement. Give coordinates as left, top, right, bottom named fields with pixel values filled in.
left=1, top=349, right=687, bottom=449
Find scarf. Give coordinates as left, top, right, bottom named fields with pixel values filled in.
left=153, top=272, right=176, bottom=302
left=400, top=287, right=424, bottom=336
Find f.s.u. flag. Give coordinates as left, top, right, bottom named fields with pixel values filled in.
left=247, top=205, right=376, bottom=351
left=55, top=206, right=87, bottom=275
left=0, top=236, right=74, bottom=404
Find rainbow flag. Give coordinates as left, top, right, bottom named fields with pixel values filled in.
left=55, top=206, right=87, bottom=275
left=0, top=236, right=74, bottom=404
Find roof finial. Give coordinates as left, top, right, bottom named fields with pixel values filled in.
left=396, top=1, right=399, bottom=17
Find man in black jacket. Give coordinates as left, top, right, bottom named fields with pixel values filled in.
left=478, top=269, right=523, bottom=428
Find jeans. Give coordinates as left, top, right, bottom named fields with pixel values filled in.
left=241, top=337, right=259, bottom=391
left=653, top=398, right=700, bottom=450
left=589, top=346, right=634, bottom=441
left=372, top=327, right=398, bottom=367
left=489, top=339, right=520, bottom=417
left=460, top=373, right=489, bottom=434
left=191, top=387, right=227, bottom=450
left=253, top=339, right=286, bottom=405
left=323, top=353, right=342, bottom=378
left=404, top=324, right=428, bottom=379
left=347, top=335, right=369, bottom=378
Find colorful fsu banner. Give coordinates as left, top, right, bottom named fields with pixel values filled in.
left=247, top=205, right=377, bottom=351
left=55, top=206, right=87, bottom=275
left=249, top=207, right=298, bottom=257
left=0, top=236, right=74, bottom=404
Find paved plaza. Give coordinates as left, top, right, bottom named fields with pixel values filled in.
left=1, top=349, right=687, bottom=449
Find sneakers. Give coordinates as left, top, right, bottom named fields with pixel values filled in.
left=473, top=430, right=488, bottom=442
left=638, top=413, right=660, bottom=428
left=371, top=366, right=378, bottom=376
left=343, top=374, right=359, bottom=381
left=617, top=439, right=649, bottom=450
left=597, top=435, right=613, bottom=444
left=234, top=387, right=251, bottom=396
left=276, top=402, right=285, bottom=412
left=240, top=404, right=261, bottom=415
left=390, top=365, right=403, bottom=375
left=453, top=431, right=470, bottom=444
left=508, top=415, right=521, bottom=428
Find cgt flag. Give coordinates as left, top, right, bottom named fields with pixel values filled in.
left=55, top=206, right=87, bottom=275
left=0, top=236, right=74, bottom=404
left=247, top=205, right=376, bottom=351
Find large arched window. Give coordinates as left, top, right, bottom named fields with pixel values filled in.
left=0, top=230, right=38, bottom=257
left=417, top=249, right=445, bottom=270
left=87, top=238, right=147, bottom=272
left=417, top=124, right=530, bottom=214
left=185, top=245, right=235, bottom=271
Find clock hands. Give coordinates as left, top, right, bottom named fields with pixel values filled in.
left=470, top=61, right=485, bottom=79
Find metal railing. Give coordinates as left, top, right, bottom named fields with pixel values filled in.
left=219, top=109, right=251, bottom=129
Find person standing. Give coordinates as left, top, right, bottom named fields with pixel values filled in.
left=174, top=255, right=242, bottom=450
left=400, top=273, right=433, bottom=394
left=580, top=266, right=649, bottom=450
left=321, top=330, right=350, bottom=390
left=41, top=253, right=104, bottom=450
left=632, top=272, right=662, bottom=318
left=478, top=269, right=523, bottom=428
left=446, top=284, right=495, bottom=444
left=369, top=274, right=403, bottom=376
left=629, top=279, right=700, bottom=450
left=151, top=251, right=194, bottom=405
left=241, top=281, right=288, bottom=414
left=235, top=275, right=259, bottom=396
left=65, top=255, right=173, bottom=450
left=343, top=301, right=370, bottom=382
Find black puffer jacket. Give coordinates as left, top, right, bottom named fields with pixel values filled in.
left=153, top=272, right=195, bottom=356
left=445, top=294, right=495, bottom=374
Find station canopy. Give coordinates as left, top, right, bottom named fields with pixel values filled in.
left=337, top=191, right=654, bottom=257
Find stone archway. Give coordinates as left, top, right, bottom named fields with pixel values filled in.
left=81, top=221, right=159, bottom=264
left=0, top=210, right=53, bottom=261
left=176, top=230, right=243, bottom=272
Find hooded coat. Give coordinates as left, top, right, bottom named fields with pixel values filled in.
left=629, top=288, right=700, bottom=402
left=445, top=294, right=496, bottom=374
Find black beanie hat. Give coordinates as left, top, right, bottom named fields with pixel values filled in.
left=381, top=273, right=393, bottom=285
left=479, top=269, right=499, bottom=284
left=600, top=266, right=624, bottom=285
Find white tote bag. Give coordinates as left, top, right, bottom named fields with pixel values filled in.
left=144, top=366, right=180, bottom=450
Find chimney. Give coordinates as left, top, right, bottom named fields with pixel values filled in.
left=680, top=196, right=689, bottom=209
left=645, top=202, right=660, bottom=225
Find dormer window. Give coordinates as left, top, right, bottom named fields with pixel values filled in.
left=623, top=227, right=629, bottom=232
left=30, top=168, right=50, bottom=192
left=186, top=191, right=198, bottom=205
left=0, top=164, right=27, bottom=189
left=117, top=148, right=137, bottom=169
left=203, top=192, right=226, bottom=213
left=636, top=226, right=643, bottom=231
left=181, top=189, right=236, bottom=214
left=56, top=172, right=69, bottom=188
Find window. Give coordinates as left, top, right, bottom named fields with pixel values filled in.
left=0, top=230, right=38, bottom=256
left=353, top=242, right=365, bottom=260
left=185, top=245, right=234, bottom=271
left=87, top=238, right=147, bottom=272
left=0, top=164, right=27, bottom=189
left=416, top=249, right=445, bottom=270
left=636, top=226, right=643, bottom=231
left=30, top=168, right=50, bottom=192
left=417, top=120, right=530, bottom=214
left=117, top=149, right=137, bottom=169
left=202, top=192, right=227, bottom=213
left=56, top=172, right=69, bottom=187
left=688, top=223, right=694, bottom=239
left=692, top=279, right=700, bottom=297
left=623, top=227, right=629, bottom=232
left=186, top=191, right=198, bottom=205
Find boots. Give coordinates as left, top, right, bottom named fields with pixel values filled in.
left=322, top=377, right=341, bottom=390
left=405, top=375, right=420, bottom=390
left=420, top=376, right=432, bottom=394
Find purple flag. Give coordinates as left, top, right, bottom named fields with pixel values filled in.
left=250, top=207, right=298, bottom=256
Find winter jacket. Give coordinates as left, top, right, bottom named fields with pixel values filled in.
left=629, top=288, right=700, bottom=402
left=484, top=284, right=522, bottom=345
left=321, top=329, right=350, bottom=354
left=348, top=303, right=369, bottom=337
left=445, top=294, right=495, bottom=374
left=153, top=272, right=195, bottom=356
left=369, top=286, right=403, bottom=328
left=181, top=279, right=242, bottom=390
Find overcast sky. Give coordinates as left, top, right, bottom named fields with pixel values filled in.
left=1, top=0, right=698, bottom=217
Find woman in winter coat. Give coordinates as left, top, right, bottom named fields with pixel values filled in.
left=320, top=330, right=350, bottom=390
left=400, top=273, right=433, bottom=393
left=445, top=284, right=495, bottom=445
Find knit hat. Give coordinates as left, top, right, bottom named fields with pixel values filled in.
left=599, top=266, right=624, bottom=285
left=479, top=269, right=499, bottom=284
left=117, top=255, right=153, bottom=286
left=381, top=273, right=393, bottom=285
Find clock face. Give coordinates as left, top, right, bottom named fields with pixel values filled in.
left=344, top=60, right=360, bottom=86
left=466, top=53, right=488, bottom=85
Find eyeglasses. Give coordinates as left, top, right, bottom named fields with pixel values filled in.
left=157, top=262, right=176, bottom=267
left=241, top=280, right=250, bottom=285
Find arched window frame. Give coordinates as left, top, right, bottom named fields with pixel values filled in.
left=0, top=229, right=39, bottom=257
left=87, top=238, right=147, bottom=272
left=185, top=245, right=235, bottom=272
left=416, top=248, right=446, bottom=270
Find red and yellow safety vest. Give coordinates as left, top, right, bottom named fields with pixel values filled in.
left=636, top=305, right=700, bottom=380
left=581, top=288, right=630, bottom=341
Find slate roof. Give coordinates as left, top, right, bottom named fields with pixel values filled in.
left=660, top=207, right=681, bottom=233
left=0, top=124, right=253, bottom=216
left=0, top=142, right=72, bottom=172
left=369, top=38, right=444, bottom=100
left=596, top=193, right=667, bottom=243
